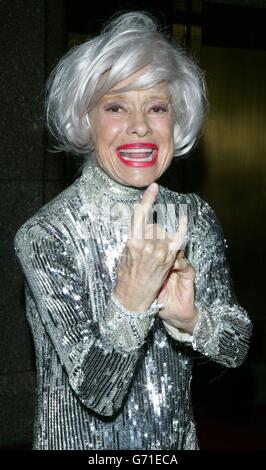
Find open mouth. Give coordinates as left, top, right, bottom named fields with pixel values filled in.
left=116, top=143, right=158, bottom=167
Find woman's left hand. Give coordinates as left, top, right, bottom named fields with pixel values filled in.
left=157, top=250, right=199, bottom=334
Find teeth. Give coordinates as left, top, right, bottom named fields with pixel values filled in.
left=118, top=148, right=157, bottom=162
left=121, top=155, right=153, bottom=162
left=119, top=148, right=153, bottom=154
left=119, top=148, right=156, bottom=162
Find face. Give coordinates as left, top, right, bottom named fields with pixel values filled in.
left=89, top=70, right=174, bottom=188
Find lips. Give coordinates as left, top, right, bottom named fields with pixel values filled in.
left=116, top=143, right=159, bottom=167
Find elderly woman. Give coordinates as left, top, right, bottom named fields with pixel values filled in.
left=14, top=12, right=252, bottom=450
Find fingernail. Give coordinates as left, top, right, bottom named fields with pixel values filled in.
left=148, top=183, right=158, bottom=193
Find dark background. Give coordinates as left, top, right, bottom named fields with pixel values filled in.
left=0, top=0, right=265, bottom=449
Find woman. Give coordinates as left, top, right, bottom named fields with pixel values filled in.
left=14, top=12, right=252, bottom=450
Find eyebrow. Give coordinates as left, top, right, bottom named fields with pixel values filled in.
left=147, top=95, right=170, bottom=101
left=100, top=93, right=170, bottom=102
left=100, top=94, right=126, bottom=102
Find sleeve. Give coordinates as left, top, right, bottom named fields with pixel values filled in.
left=163, top=197, right=252, bottom=368
left=14, top=220, right=156, bottom=416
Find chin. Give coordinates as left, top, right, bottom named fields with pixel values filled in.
left=118, top=170, right=160, bottom=189
left=121, top=176, right=156, bottom=188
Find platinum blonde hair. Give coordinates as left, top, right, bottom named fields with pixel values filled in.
left=45, top=11, right=207, bottom=157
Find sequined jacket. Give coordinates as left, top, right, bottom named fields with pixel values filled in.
left=14, top=157, right=252, bottom=450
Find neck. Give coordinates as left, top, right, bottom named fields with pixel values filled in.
left=82, top=155, right=145, bottom=201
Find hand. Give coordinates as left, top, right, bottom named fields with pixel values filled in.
left=114, top=183, right=187, bottom=312
left=157, top=250, right=199, bottom=334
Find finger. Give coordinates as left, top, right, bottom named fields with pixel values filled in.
left=157, top=287, right=168, bottom=304
left=145, top=223, right=167, bottom=240
left=131, top=183, right=159, bottom=239
left=173, top=252, right=193, bottom=271
left=168, top=215, right=188, bottom=251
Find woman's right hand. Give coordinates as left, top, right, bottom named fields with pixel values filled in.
left=114, top=183, right=187, bottom=312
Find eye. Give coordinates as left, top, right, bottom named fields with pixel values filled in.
left=149, top=104, right=169, bottom=113
left=104, top=104, right=124, bottom=113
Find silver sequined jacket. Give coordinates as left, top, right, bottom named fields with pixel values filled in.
left=14, top=157, right=252, bottom=450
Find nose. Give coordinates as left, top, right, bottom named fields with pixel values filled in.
left=126, top=110, right=151, bottom=137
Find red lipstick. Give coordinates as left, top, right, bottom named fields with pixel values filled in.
left=116, top=143, right=158, bottom=168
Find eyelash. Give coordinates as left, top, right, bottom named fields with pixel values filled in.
left=149, top=105, right=168, bottom=113
left=104, top=104, right=169, bottom=114
left=104, top=104, right=124, bottom=113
